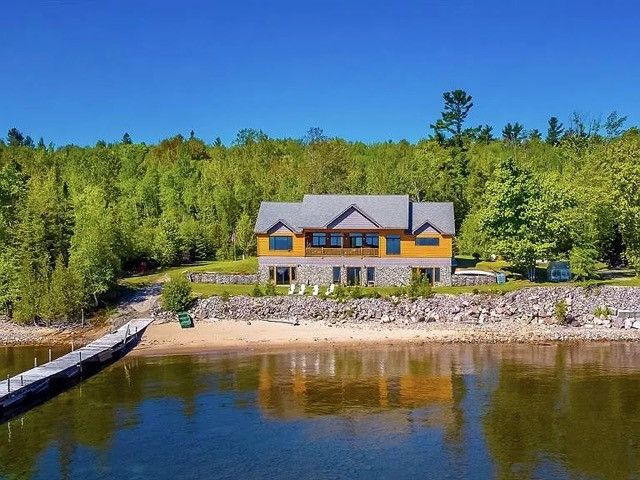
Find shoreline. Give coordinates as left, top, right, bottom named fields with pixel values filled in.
left=128, top=319, right=640, bottom=357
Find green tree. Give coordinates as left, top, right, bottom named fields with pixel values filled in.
left=235, top=212, right=256, bottom=259
left=161, top=276, right=192, bottom=312
left=546, top=116, right=564, bottom=145
left=430, top=89, right=474, bottom=146
left=7, top=128, right=25, bottom=147
left=569, top=246, right=598, bottom=281
left=502, top=123, right=525, bottom=144
left=479, top=158, right=553, bottom=277
left=68, top=187, right=120, bottom=306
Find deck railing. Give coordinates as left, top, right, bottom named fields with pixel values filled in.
left=305, top=246, right=380, bottom=257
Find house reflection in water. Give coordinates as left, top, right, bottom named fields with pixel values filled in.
left=255, top=348, right=457, bottom=420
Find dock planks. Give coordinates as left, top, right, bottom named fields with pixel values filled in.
left=0, top=319, right=153, bottom=418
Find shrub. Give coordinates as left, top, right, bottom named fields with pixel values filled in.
left=402, top=273, right=433, bottom=299
left=161, top=276, right=192, bottom=313
left=250, top=283, right=263, bottom=297
left=594, top=305, right=613, bottom=317
left=554, top=299, right=568, bottom=324
left=569, top=247, right=599, bottom=281
left=263, top=282, right=276, bottom=296
left=349, top=285, right=363, bottom=299
left=333, top=285, right=347, bottom=302
left=220, top=290, right=230, bottom=302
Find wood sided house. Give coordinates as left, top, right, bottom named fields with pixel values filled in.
left=254, top=195, right=455, bottom=286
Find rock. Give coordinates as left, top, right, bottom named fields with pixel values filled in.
left=632, top=320, right=640, bottom=330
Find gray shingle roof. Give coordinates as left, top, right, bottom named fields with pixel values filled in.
left=254, top=202, right=303, bottom=233
left=412, top=202, right=455, bottom=235
left=254, top=195, right=455, bottom=235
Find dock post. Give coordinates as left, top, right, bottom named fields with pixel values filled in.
left=49, top=348, right=52, bottom=363
left=34, top=357, right=37, bottom=368
left=20, top=375, right=23, bottom=386
left=79, top=352, right=82, bottom=373
left=72, top=340, right=74, bottom=352
left=6, top=375, right=10, bottom=392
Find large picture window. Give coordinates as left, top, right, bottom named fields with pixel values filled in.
left=415, top=237, right=440, bottom=246
left=386, top=235, right=400, bottom=255
left=269, top=236, right=293, bottom=251
left=270, top=266, right=297, bottom=285
left=330, top=233, right=343, bottom=247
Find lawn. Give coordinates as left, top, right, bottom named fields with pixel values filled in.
left=120, top=255, right=639, bottom=299
left=120, top=257, right=258, bottom=286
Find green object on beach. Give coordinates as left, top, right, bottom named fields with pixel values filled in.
left=178, top=312, right=193, bottom=328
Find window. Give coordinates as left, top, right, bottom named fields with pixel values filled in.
left=330, top=233, right=343, bottom=247
left=272, top=266, right=297, bottom=285
left=311, top=233, right=326, bottom=247
left=346, top=267, right=361, bottom=285
left=269, top=236, right=293, bottom=251
left=366, top=267, right=375, bottom=285
left=415, top=237, right=440, bottom=246
left=349, top=233, right=363, bottom=248
left=386, top=235, right=400, bottom=255
left=332, top=266, right=341, bottom=283
left=365, top=234, right=379, bottom=248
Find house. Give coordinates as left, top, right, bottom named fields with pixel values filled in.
left=254, top=194, right=455, bottom=286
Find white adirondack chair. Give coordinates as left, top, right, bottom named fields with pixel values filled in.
left=288, top=284, right=296, bottom=295
left=312, top=285, right=319, bottom=296
left=297, top=284, right=306, bottom=295
left=325, top=284, right=335, bottom=296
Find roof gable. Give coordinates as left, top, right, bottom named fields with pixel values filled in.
left=267, top=221, right=296, bottom=234
left=411, top=202, right=455, bottom=235
left=414, top=222, right=441, bottom=235
left=326, top=205, right=381, bottom=229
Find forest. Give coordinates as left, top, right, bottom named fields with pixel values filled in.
left=1, top=90, right=639, bottom=323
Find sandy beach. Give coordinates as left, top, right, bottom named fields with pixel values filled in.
left=130, top=318, right=640, bottom=356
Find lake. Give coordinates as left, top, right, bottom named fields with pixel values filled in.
left=2, top=343, right=640, bottom=479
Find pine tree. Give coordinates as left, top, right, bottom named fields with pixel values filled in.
left=122, top=132, right=132, bottom=144
left=430, top=90, right=474, bottom=145
left=546, top=117, right=564, bottom=145
left=502, top=123, right=525, bottom=144
left=7, top=128, right=25, bottom=146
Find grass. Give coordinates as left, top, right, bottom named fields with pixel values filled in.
left=120, top=257, right=258, bottom=286
left=191, top=283, right=289, bottom=297
left=120, top=255, right=640, bottom=299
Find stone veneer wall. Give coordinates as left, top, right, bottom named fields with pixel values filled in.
left=451, top=274, right=496, bottom=286
left=259, top=264, right=452, bottom=286
left=188, top=272, right=259, bottom=284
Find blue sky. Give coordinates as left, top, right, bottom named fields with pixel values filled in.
left=2, top=0, right=639, bottom=146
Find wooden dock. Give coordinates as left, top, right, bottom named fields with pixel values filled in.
left=0, top=318, right=153, bottom=423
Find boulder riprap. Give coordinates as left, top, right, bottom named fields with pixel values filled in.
left=181, top=286, right=640, bottom=332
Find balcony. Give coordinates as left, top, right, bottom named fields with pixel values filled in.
left=305, top=246, right=380, bottom=257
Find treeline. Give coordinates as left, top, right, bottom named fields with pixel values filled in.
left=1, top=90, right=639, bottom=323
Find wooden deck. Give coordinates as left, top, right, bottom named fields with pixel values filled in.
left=0, top=318, right=153, bottom=422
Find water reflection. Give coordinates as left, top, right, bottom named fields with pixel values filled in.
left=2, top=343, right=640, bottom=479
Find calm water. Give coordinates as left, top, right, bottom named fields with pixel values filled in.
left=2, top=343, right=640, bottom=479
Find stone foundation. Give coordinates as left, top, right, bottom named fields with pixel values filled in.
left=258, top=263, right=453, bottom=286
